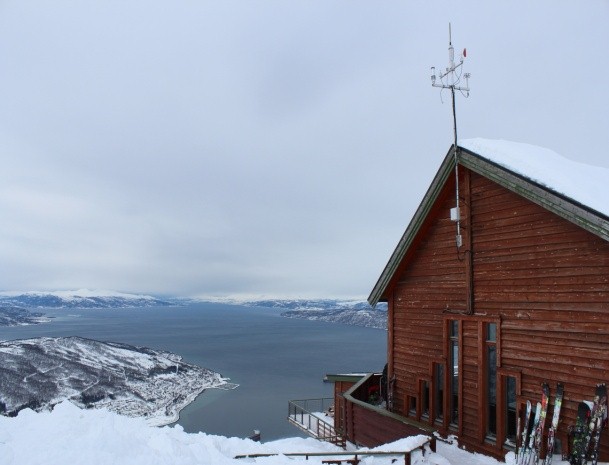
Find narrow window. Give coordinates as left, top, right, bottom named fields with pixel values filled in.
left=486, top=323, right=497, bottom=438
left=505, top=376, right=517, bottom=447
left=449, top=320, right=459, bottom=426
left=407, top=395, right=416, bottom=417
left=421, top=380, right=429, bottom=418
left=434, top=363, right=444, bottom=423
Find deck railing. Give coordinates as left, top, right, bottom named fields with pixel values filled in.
left=288, top=398, right=345, bottom=448
left=235, top=439, right=432, bottom=465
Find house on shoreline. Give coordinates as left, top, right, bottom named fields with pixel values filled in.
left=291, top=139, right=609, bottom=461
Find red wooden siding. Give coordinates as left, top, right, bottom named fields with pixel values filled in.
left=387, top=166, right=609, bottom=460
left=345, top=401, right=427, bottom=447
left=391, top=175, right=466, bottom=422
left=338, top=374, right=435, bottom=449
left=333, top=380, right=356, bottom=433
left=471, top=171, right=609, bottom=458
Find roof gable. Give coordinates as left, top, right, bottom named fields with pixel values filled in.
left=368, top=139, right=609, bottom=307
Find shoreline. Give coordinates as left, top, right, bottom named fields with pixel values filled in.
left=151, top=376, right=239, bottom=428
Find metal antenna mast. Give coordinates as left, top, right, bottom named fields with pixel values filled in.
left=431, top=23, right=470, bottom=249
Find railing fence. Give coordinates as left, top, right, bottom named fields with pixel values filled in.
left=288, top=398, right=345, bottom=448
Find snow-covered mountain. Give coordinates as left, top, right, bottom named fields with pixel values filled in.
left=0, top=291, right=389, bottom=329
left=0, top=290, right=172, bottom=309
left=280, top=308, right=387, bottom=330
left=0, top=307, right=52, bottom=326
left=0, top=336, right=236, bottom=425
left=240, top=299, right=376, bottom=311
left=239, top=299, right=388, bottom=330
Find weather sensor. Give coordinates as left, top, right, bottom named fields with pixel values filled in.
left=431, top=23, right=471, bottom=249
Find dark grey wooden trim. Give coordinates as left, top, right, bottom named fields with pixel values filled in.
left=459, top=150, right=609, bottom=242
left=324, top=373, right=367, bottom=383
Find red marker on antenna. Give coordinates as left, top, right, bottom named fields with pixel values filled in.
left=463, top=48, right=467, bottom=57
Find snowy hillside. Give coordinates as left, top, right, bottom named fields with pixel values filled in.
left=0, top=290, right=172, bottom=308
left=0, top=336, right=235, bottom=425
left=240, top=299, right=378, bottom=311
left=280, top=308, right=387, bottom=330
left=0, top=307, right=51, bottom=326
left=240, top=299, right=388, bottom=329
left=0, top=401, right=511, bottom=465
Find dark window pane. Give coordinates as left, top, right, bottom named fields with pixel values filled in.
left=487, top=345, right=497, bottom=436
left=422, top=380, right=429, bottom=417
left=435, top=364, right=444, bottom=421
left=487, top=323, right=497, bottom=342
left=450, top=340, right=459, bottom=425
left=450, top=320, right=459, bottom=338
left=506, top=376, right=517, bottom=443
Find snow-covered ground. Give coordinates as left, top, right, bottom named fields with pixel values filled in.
left=0, top=401, right=507, bottom=465
left=1, top=401, right=604, bottom=464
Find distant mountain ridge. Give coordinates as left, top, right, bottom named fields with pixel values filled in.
left=240, top=299, right=378, bottom=311
left=181, top=297, right=388, bottom=329
left=0, top=291, right=388, bottom=329
left=279, top=308, right=387, bottom=330
left=238, top=298, right=388, bottom=330
left=0, top=290, right=172, bottom=309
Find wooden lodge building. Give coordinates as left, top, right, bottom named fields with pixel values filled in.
left=292, top=139, right=609, bottom=461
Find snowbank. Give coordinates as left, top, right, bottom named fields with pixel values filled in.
left=0, top=401, right=514, bottom=465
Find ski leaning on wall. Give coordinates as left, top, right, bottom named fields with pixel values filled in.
left=569, top=401, right=592, bottom=465
left=531, top=383, right=551, bottom=464
left=569, top=383, right=608, bottom=465
left=517, top=383, right=607, bottom=465
left=520, top=401, right=542, bottom=465
left=517, top=400, right=533, bottom=465
left=518, top=383, right=549, bottom=465
left=543, top=383, right=564, bottom=465
left=588, top=384, right=608, bottom=465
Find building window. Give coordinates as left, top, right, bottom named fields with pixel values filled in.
left=420, top=379, right=430, bottom=419
left=407, top=395, right=416, bottom=417
left=505, top=376, right=517, bottom=447
left=486, top=323, right=497, bottom=439
left=449, top=320, right=459, bottom=427
left=434, top=363, right=444, bottom=424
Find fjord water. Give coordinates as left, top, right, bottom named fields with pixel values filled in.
left=0, top=303, right=386, bottom=440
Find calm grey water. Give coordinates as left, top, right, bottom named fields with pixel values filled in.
left=0, top=303, right=387, bottom=441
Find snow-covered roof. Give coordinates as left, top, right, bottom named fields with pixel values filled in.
left=368, top=139, right=609, bottom=307
left=460, top=138, right=609, bottom=219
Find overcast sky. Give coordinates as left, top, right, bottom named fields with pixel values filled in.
left=0, top=1, right=607, bottom=299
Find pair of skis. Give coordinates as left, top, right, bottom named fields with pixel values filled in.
left=569, top=383, right=608, bottom=465
left=517, top=382, right=564, bottom=465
